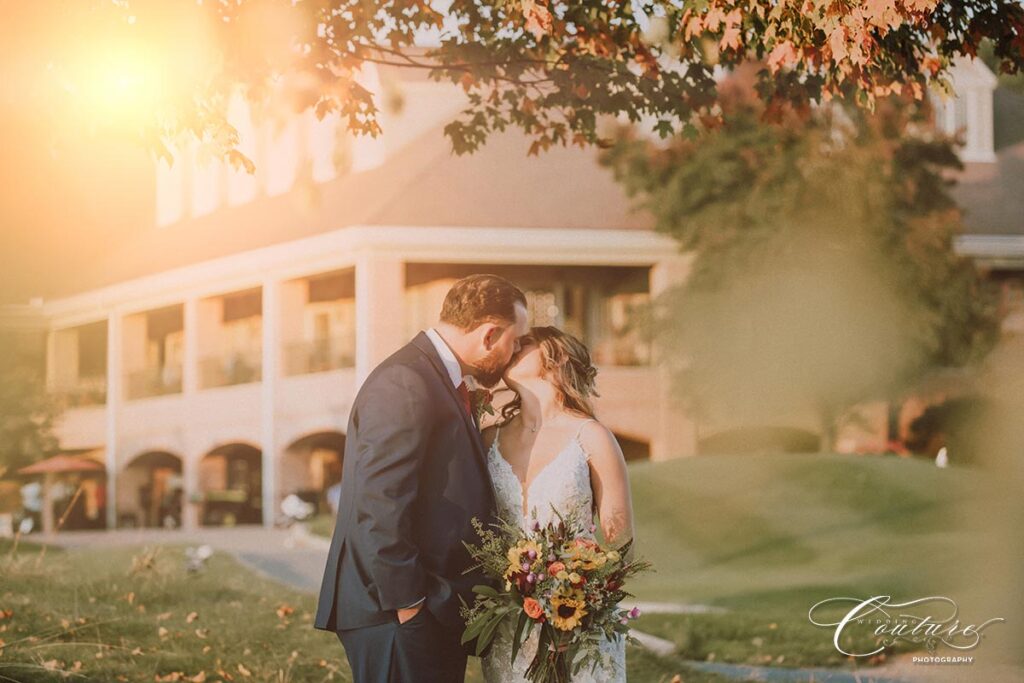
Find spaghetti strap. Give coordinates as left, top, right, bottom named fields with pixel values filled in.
left=573, top=418, right=597, bottom=447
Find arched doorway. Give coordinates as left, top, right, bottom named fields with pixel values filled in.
left=280, top=432, right=345, bottom=517
left=120, top=451, right=183, bottom=528
left=199, top=443, right=262, bottom=526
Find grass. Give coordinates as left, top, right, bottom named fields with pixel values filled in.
left=624, top=452, right=999, bottom=608
left=0, top=538, right=349, bottom=683
left=620, top=452, right=1008, bottom=669
left=0, top=538, right=736, bottom=683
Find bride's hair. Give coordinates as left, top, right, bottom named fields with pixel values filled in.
left=501, top=326, right=600, bottom=422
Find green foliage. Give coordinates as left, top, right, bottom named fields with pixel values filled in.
left=601, top=90, right=1000, bottom=441
left=0, top=332, right=59, bottom=474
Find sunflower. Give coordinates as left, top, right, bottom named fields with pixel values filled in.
left=549, top=595, right=588, bottom=631
left=504, top=540, right=542, bottom=579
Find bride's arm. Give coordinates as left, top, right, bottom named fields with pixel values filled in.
left=583, top=422, right=636, bottom=560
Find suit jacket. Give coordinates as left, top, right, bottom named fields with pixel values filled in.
left=314, top=331, right=498, bottom=634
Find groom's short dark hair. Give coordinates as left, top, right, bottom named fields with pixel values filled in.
left=440, top=274, right=527, bottom=331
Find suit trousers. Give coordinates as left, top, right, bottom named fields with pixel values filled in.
left=336, top=607, right=467, bottom=683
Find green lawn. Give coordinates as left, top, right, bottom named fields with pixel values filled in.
left=0, top=539, right=732, bottom=683
left=625, top=452, right=998, bottom=607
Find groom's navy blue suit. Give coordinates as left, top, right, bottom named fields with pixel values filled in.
left=314, top=331, right=498, bottom=682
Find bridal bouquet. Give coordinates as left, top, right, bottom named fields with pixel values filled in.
left=460, top=510, right=652, bottom=683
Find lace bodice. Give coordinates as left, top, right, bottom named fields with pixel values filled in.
left=486, top=421, right=597, bottom=532
left=481, top=419, right=626, bottom=683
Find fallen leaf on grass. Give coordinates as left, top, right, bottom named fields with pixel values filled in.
left=157, top=612, right=173, bottom=621
left=158, top=626, right=169, bottom=639
left=237, top=663, right=252, bottom=677
left=275, top=604, right=294, bottom=619
left=186, top=611, right=199, bottom=623
left=195, top=628, right=209, bottom=639
left=0, top=609, right=13, bottom=620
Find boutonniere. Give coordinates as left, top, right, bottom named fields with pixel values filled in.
left=462, top=375, right=494, bottom=425
left=470, top=388, right=495, bottom=424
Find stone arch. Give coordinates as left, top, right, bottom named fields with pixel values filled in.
left=279, top=431, right=345, bottom=516
left=118, top=450, right=184, bottom=529
left=199, top=442, right=263, bottom=526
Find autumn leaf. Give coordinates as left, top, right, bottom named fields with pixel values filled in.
left=522, top=0, right=553, bottom=40
left=767, top=41, right=799, bottom=73
left=719, top=9, right=744, bottom=51
left=186, top=612, right=199, bottom=623
left=236, top=663, right=252, bottom=678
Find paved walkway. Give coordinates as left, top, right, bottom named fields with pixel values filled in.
left=33, top=525, right=332, bottom=593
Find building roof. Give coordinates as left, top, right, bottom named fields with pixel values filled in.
left=8, top=122, right=651, bottom=306
left=952, top=140, right=1024, bottom=237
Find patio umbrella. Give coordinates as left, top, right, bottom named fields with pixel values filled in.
left=16, top=454, right=105, bottom=476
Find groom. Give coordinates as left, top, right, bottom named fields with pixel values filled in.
left=314, top=274, right=530, bottom=682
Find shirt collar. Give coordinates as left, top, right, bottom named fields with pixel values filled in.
left=425, top=327, right=473, bottom=388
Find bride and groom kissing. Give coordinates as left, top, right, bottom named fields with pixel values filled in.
left=314, top=274, right=636, bottom=682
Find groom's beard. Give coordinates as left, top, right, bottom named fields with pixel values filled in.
left=471, top=347, right=508, bottom=388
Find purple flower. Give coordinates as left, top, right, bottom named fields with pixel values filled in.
left=527, top=573, right=536, bottom=583
left=532, top=520, right=541, bottom=532
left=536, top=573, right=545, bottom=581
left=548, top=553, right=556, bottom=562
left=629, top=607, right=641, bottom=619
left=521, top=562, right=531, bottom=572
left=527, top=549, right=537, bottom=560
left=620, top=617, right=629, bottom=625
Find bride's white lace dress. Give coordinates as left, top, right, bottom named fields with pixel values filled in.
left=481, top=419, right=626, bottom=683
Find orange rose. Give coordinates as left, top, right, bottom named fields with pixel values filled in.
left=547, top=561, right=566, bottom=576
left=523, top=598, right=544, bottom=620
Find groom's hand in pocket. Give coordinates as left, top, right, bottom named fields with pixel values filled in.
left=397, top=603, right=424, bottom=624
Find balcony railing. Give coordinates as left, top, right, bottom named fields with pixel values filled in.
left=283, top=335, right=355, bottom=376
left=199, top=350, right=262, bottom=389
left=125, top=365, right=183, bottom=400
left=52, top=376, right=107, bottom=408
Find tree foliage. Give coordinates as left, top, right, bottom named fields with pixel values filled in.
left=0, top=333, right=59, bottom=474
left=600, top=70, right=1000, bottom=445
left=8, top=0, right=1024, bottom=165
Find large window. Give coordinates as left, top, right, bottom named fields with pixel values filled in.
left=404, top=264, right=652, bottom=366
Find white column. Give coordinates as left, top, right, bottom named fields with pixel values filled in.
left=182, top=297, right=200, bottom=530
left=105, top=310, right=123, bottom=529
left=355, top=251, right=406, bottom=385
left=649, top=256, right=698, bottom=461
left=260, top=278, right=281, bottom=528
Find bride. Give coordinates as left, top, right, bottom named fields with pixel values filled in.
left=481, top=326, right=636, bottom=683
